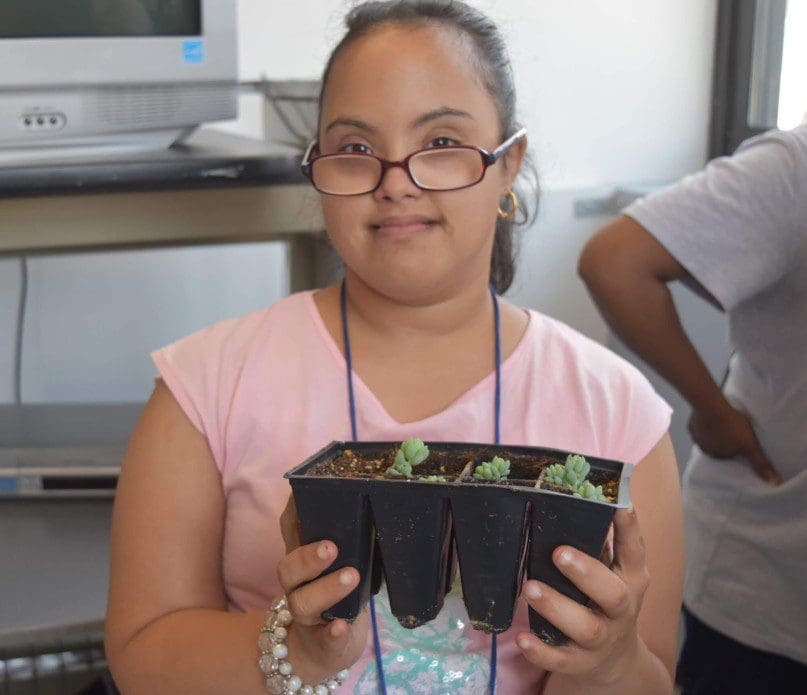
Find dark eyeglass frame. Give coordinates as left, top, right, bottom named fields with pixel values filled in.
left=300, top=127, right=527, bottom=196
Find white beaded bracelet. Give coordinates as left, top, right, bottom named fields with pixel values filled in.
left=258, top=596, right=350, bottom=695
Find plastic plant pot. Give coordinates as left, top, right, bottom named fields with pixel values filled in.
left=284, top=441, right=632, bottom=642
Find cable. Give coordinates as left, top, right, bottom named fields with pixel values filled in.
left=259, top=80, right=312, bottom=148
left=14, top=256, right=28, bottom=405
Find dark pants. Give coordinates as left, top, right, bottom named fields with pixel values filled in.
left=677, top=606, right=807, bottom=695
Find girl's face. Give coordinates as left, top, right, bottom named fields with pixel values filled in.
left=318, top=23, right=526, bottom=303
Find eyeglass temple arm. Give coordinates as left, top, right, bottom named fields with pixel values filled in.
left=488, top=127, right=527, bottom=163
left=301, top=139, right=318, bottom=167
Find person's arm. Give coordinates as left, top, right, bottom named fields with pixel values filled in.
left=578, top=216, right=780, bottom=485
left=104, top=379, right=266, bottom=694
left=519, top=433, right=684, bottom=694
left=105, top=380, right=365, bottom=694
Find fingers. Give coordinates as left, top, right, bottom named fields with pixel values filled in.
left=553, top=544, right=634, bottom=621
left=598, top=524, right=615, bottom=568
left=277, top=540, right=338, bottom=595
left=515, top=629, right=594, bottom=676
left=612, top=507, right=650, bottom=590
left=521, top=512, right=646, bottom=642
left=286, top=604, right=371, bottom=674
left=277, top=540, right=361, bottom=627
left=746, top=439, right=781, bottom=486
left=286, top=565, right=360, bottom=627
left=522, top=579, right=609, bottom=650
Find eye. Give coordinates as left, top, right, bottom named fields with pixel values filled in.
left=339, top=142, right=372, bottom=154
left=428, top=136, right=459, bottom=148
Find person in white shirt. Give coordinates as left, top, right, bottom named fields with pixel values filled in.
left=578, top=122, right=807, bottom=694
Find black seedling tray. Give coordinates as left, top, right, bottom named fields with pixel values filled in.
left=284, top=441, right=632, bottom=645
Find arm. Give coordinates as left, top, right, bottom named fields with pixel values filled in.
left=520, top=433, right=684, bottom=694
left=104, top=379, right=267, bottom=694
left=578, top=216, right=779, bottom=484
left=105, top=380, right=365, bottom=694
left=578, top=216, right=716, bottom=416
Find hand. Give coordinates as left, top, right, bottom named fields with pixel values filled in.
left=516, top=508, right=649, bottom=687
left=688, top=402, right=781, bottom=485
left=276, top=495, right=369, bottom=683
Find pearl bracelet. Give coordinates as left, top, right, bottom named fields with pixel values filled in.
left=258, top=596, right=350, bottom=695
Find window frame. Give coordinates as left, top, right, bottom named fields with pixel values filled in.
left=710, top=0, right=788, bottom=157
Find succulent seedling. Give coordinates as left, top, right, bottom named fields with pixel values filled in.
left=473, top=455, right=511, bottom=481
left=573, top=479, right=608, bottom=502
left=544, top=454, right=591, bottom=489
left=387, top=438, right=430, bottom=478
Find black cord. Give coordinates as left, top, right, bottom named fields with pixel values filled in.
left=14, top=256, right=28, bottom=405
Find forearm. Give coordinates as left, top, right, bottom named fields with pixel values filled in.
left=543, top=637, right=674, bottom=695
left=109, top=609, right=268, bottom=694
left=582, top=264, right=726, bottom=416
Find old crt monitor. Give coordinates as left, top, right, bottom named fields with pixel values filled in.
left=0, top=1, right=238, bottom=162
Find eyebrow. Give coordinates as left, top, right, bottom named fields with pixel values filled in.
left=324, top=106, right=474, bottom=134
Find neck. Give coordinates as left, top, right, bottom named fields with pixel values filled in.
left=342, top=271, right=494, bottom=347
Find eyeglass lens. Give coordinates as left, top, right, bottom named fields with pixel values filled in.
left=312, top=148, right=484, bottom=194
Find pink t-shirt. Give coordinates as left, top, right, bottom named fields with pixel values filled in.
left=151, top=290, right=671, bottom=694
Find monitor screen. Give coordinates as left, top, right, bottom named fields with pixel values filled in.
left=0, top=1, right=202, bottom=38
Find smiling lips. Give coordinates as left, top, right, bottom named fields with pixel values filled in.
left=371, top=215, right=438, bottom=237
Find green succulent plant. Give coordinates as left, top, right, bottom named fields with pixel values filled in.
left=417, top=475, right=447, bottom=483
left=544, top=454, right=591, bottom=489
left=573, top=480, right=608, bottom=502
left=387, top=460, right=412, bottom=477
left=472, top=455, right=511, bottom=481
left=387, top=438, right=429, bottom=478
left=543, top=454, right=611, bottom=501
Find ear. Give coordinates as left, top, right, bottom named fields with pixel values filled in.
left=501, top=135, right=527, bottom=191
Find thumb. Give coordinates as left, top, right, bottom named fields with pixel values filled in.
left=744, top=437, right=781, bottom=486
left=319, top=610, right=368, bottom=663
left=322, top=618, right=354, bottom=655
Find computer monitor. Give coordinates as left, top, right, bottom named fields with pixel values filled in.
left=0, top=1, right=238, bottom=163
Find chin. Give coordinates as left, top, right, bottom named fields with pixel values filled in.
left=357, top=268, right=463, bottom=306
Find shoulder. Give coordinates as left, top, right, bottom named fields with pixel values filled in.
left=152, top=291, right=311, bottom=369
left=736, top=121, right=807, bottom=160
left=525, top=309, right=648, bottom=389
left=148, top=292, right=316, bottom=469
left=521, top=309, right=672, bottom=464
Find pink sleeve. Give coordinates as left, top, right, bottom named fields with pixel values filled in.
left=150, top=310, right=267, bottom=477
left=608, top=361, right=673, bottom=465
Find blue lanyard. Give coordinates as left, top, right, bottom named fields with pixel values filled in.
left=340, top=280, right=502, bottom=695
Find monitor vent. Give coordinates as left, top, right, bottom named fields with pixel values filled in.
left=91, top=85, right=235, bottom=128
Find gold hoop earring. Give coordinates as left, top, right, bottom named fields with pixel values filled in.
left=497, top=190, right=518, bottom=220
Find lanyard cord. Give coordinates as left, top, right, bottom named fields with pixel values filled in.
left=340, top=280, right=502, bottom=695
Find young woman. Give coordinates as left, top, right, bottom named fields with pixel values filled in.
left=105, top=2, right=684, bottom=693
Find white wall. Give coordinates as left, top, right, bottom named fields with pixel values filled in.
left=0, top=0, right=719, bottom=406
left=226, top=0, right=716, bottom=188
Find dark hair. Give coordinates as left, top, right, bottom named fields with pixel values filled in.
left=317, top=0, right=539, bottom=294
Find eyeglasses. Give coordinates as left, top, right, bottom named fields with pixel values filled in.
left=301, top=127, right=527, bottom=196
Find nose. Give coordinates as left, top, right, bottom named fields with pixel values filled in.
left=373, top=159, right=420, bottom=202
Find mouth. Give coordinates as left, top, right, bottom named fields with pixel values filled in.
left=370, top=216, right=439, bottom=238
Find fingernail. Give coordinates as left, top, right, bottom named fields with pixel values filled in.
left=525, top=582, right=542, bottom=600
left=317, top=543, right=331, bottom=560
left=517, top=636, right=531, bottom=650
left=558, top=549, right=573, bottom=566
left=339, top=569, right=354, bottom=586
